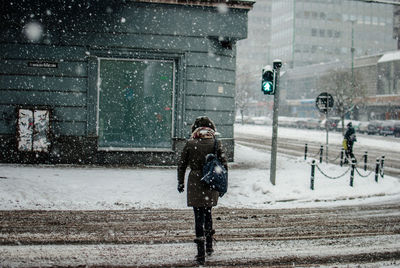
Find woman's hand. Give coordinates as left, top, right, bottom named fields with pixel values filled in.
left=177, top=183, right=184, bottom=193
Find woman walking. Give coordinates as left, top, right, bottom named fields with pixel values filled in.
left=177, top=116, right=228, bottom=265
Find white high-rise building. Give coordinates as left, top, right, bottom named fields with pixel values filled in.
left=236, top=0, right=272, bottom=91
left=271, top=0, right=397, bottom=69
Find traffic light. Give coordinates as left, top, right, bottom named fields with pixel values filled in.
left=261, top=66, right=275, bottom=95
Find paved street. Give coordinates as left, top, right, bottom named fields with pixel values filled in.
left=1, top=201, right=400, bottom=267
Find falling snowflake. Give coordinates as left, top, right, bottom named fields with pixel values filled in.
left=23, top=22, right=43, bottom=42
left=217, top=4, right=228, bottom=14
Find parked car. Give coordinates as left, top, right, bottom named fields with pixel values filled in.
left=336, top=120, right=361, bottom=132
left=357, top=121, right=369, bottom=134
left=394, top=123, right=400, bottom=138
left=235, top=115, right=254, bottom=124
left=367, top=120, right=383, bottom=135
left=279, top=116, right=300, bottom=128
left=380, top=120, right=398, bottom=136
left=320, top=117, right=340, bottom=130
left=295, top=119, right=308, bottom=129
left=304, top=118, right=320, bottom=129
left=252, top=116, right=272, bottom=125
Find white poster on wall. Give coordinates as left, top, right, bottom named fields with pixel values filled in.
left=17, top=109, right=34, bottom=151
left=33, top=110, right=50, bottom=152
left=17, top=109, right=50, bottom=152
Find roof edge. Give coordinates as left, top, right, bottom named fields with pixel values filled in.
left=130, top=0, right=255, bottom=9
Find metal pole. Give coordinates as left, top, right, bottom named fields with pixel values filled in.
left=340, top=148, right=344, bottom=167
left=350, top=158, right=355, bottom=187
left=319, top=145, right=323, bottom=164
left=270, top=60, right=282, bottom=186
left=310, top=160, right=316, bottom=190
left=304, top=143, right=308, bottom=160
left=364, top=151, right=368, bottom=171
left=351, top=20, right=355, bottom=80
left=375, top=158, right=380, bottom=182
left=325, top=106, right=329, bottom=164
left=380, top=156, right=385, bottom=178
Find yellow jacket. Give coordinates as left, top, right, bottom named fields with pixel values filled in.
left=342, top=138, right=348, bottom=150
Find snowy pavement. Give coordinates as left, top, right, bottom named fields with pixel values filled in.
left=1, top=142, right=400, bottom=211
left=1, top=125, right=400, bottom=267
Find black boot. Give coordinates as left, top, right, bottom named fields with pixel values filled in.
left=194, top=237, right=205, bottom=265
left=205, top=229, right=215, bottom=256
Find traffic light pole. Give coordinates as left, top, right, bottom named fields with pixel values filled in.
left=325, top=105, right=329, bottom=164
left=270, top=60, right=282, bottom=186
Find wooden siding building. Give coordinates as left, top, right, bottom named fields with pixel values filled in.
left=0, top=0, right=254, bottom=165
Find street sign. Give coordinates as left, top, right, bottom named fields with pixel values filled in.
left=316, top=92, right=334, bottom=113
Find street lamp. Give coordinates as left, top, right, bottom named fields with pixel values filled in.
left=351, top=19, right=355, bottom=81
left=349, top=18, right=356, bottom=120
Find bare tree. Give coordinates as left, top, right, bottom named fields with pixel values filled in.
left=319, top=69, right=367, bottom=134
left=235, top=68, right=257, bottom=124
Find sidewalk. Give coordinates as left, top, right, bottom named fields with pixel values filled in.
left=1, top=144, right=400, bottom=210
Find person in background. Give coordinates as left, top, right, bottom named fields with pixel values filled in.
left=177, top=116, right=228, bottom=265
left=343, top=122, right=357, bottom=163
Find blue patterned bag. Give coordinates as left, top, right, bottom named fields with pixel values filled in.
left=201, top=140, right=228, bottom=197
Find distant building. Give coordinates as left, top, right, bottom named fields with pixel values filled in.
left=280, top=51, right=400, bottom=121
left=0, top=0, right=254, bottom=165
left=235, top=0, right=398, bottom=120
left=393, top=0, right=400, bottom=49
left=237, top=0, right=272, bottom=73
left=271, top=0, right=397, bottom=69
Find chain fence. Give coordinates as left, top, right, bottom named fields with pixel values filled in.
left=306, top=143, right=385, bottom=190
left=315, top=164, right=351, bottom=180
left=355, top=168, right=374, bottom=178
left=327, top=151, right=342, bottom=162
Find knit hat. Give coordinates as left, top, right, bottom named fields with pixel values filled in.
left=191, top=116, right=216, bottom=133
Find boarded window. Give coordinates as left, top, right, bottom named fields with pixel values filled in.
left=17, top=108, right=51, bottom=152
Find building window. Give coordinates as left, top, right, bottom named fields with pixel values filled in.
left=311, top=28, right=317, bottom=36
left=312, top=11, right=318, bottom=19
left=97, top=58, right=175, bottom=150
left=365, top=16, right=371, bottom=25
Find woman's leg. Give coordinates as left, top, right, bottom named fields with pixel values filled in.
left=193, top=207, right=205, bottom=237
left=205, top=207, right=215, bottom=255
left=193, top=207, right=206, bottom=264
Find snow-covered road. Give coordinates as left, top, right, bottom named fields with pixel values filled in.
left=1, top=204, right=400, bottom=267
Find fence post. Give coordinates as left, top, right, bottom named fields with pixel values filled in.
left=310, top=160, right=315, bottom=190
left=319, top=145, right=323, bottom=164
left=340, top=148, right=344, bottom=167
left=304, top=143, right=308, bottom=160
left=380, top=156, right=385, bottom=178
left=375, top=158, right=380, bottom=183
left=364, top=151, right=368, bottom=171
left=350, top=158, right=355, bottom=187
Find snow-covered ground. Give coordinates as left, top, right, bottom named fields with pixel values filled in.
left=1, top=124, right=399, bottom=210
left=235, top=123, right=400, bottom=152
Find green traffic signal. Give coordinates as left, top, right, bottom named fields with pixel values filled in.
left=261, top=68, right=275, bottom=95
left=262, top=81, right=273, bottom=94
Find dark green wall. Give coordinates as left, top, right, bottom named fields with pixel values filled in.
left=0, top=0, right=251, bottom=164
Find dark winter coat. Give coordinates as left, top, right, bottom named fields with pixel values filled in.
left=344, top=125, right=356, bottom=145
left=178, top=137, right=228, bottom=207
